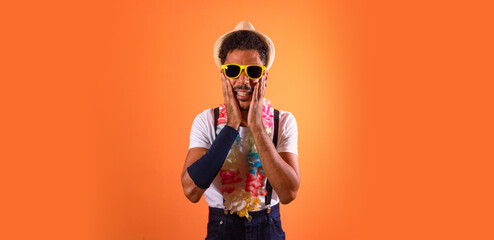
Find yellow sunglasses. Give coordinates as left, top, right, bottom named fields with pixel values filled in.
left=221, top=64, right=266, bottom=80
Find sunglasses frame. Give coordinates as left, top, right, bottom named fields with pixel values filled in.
left=221, top=64, right=266, bottom=80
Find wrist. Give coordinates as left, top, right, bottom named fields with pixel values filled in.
left=250, top=122, right=265, bottom=135
left=227, top=121, right=240, bottom=130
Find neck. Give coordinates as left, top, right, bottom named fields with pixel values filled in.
left=240, top=109, right=249, bottom=127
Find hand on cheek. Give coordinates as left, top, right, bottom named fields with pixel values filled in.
left=220, top=71, right=242, bottom=130
left=247, top=76, right=265, bottom=129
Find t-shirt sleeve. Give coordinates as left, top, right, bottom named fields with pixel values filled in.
left=276, top=112, right=299, bottom=155
left=188, top=109, right=214, bottom=150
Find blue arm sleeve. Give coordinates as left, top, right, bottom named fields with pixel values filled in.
left=187, top=125, right=239, bottom=189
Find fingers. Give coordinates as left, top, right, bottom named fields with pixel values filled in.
left=221, top=71, right=241, bottom=116
left=252, top=79, right=259, bottom=102
left=259, top=76, right=265, bottom=99
left=226, top=78, right=234, bottom=100
left=220, top=71, right=233, bottom=100
left=253, top=76, right=265, bottom=102
left=221, top=72, right=236, bottom=106
left=220, top=71, right=228, bottom=101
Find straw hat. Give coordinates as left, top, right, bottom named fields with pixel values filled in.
left=213, top=21, right=275, bottom=70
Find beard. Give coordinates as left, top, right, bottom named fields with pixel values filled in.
left=234, top=84, right=252, bottom=110
left=237, top=99, right=250, bottom=110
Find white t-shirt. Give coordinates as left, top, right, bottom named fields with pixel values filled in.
left=188, top=108, right=298, bottom=210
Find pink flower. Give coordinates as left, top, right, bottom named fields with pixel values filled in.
left=220, top=170, right=242, bottom=185
left=261, top=101, right=274, bottom=129
left=218, top=104, right=227, bottom=125
left=221, top=186, right=235, bottom=193
left=259, top=189, right=267, bottom=196
left=244, top=172, right=266, bottom=196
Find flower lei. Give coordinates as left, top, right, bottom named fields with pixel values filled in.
left=216, top=99, right=274, bottom=220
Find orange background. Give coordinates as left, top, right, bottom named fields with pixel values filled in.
left=1, top=0, right=493, bottom=239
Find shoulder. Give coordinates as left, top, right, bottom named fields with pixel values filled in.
left=278, top=109, right=295, bottom=119
left=189, top=108, right=217, bottom=149
left=193, top=108, right=215, bottom=125
left=273, top=109, right=298, bottom=154
left=277, top=110, right=297, bottom=128
left=190, top=108, right=216, bottom=134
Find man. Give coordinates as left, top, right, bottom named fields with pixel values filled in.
left=181, top=21, right=300, bottom=240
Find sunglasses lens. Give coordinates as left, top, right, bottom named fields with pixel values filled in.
left=246, top=66, right=263, bottom=79
left=224, top=65, right=241, bottom=78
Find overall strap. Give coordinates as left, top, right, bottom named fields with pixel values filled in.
left=213, top=107, right=219, bottom=136
left=265, top=109, right=279, bottom=208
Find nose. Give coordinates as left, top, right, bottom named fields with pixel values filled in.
left=237, top=70, right=250, bottom=84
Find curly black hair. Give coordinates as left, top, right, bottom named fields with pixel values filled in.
left=218, top=30, right=269, bottom=66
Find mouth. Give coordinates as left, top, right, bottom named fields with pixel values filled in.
left=234, top=91, right=252, bottom=101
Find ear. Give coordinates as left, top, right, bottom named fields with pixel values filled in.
left=264, top=71, right=269, bottom=87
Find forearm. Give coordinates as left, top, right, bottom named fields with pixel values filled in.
left=187, top=125, right=238, bottom=189
left=251, top=125, right=300, bottom=204
left=182, top=126, right=239, bottom=203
